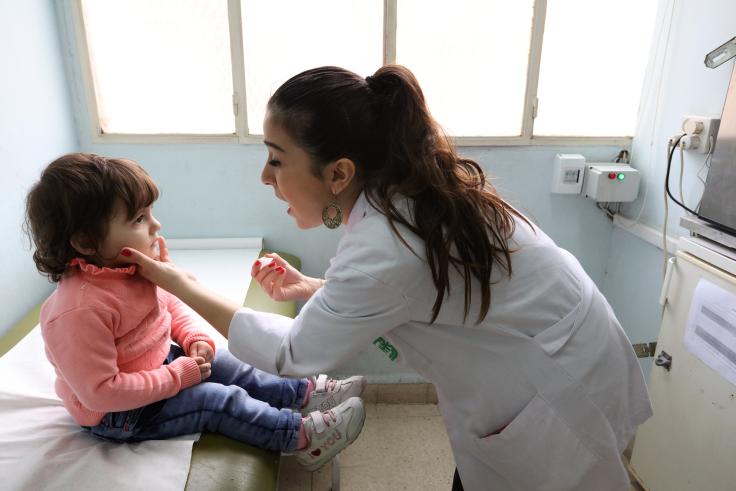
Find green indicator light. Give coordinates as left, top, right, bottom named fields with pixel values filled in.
left=617, top=173, right=625, bottom=180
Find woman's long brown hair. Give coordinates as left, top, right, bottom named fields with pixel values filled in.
left=269, top=65, right=530, bottom=323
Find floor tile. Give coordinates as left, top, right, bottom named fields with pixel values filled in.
left=364, top=403, right=379, bottom=419
left=340, top=461, right=454, bottom=490
left=277, top=404, right=454, bottom=491
left=340, top=415, right=453, bottom=470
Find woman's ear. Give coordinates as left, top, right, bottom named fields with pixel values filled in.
left=70, top=234, right=96, bottom=256
left=326, top=158, right=357, bottom=195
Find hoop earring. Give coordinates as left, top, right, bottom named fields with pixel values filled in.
left=322, top=200, right=343, bottom=229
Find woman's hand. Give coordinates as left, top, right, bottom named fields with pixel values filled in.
left=251, top=252, right=324, bottom=301
left=119, top=237, right=193, bottom=292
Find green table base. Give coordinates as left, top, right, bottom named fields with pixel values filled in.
left=1, top=250, right=301, bottom=491
left=186, top=250, right=300, bottom=491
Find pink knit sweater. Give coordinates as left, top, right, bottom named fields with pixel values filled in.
left=40, top=258, right=215, bottom=426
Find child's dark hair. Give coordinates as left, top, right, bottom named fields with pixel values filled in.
left=24, top=153, right=159, bottom=282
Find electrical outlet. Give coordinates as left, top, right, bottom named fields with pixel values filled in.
left=681, top=115, right=721, bottom=154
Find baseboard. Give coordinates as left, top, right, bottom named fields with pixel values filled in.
left=362, top=383, right=438, bottom=404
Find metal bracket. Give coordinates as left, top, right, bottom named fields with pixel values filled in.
left=632, top=342, right=658, bottom=358
left=655, top=350, right=673, bottom=371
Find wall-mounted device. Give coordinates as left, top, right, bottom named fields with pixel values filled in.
left=698, top=36, right=736, bottom=234
left=551, top=153, right=586, bottom=194
left=551, top=153, right=641, bottom=202
left=583, top=164, right=641, bottom=202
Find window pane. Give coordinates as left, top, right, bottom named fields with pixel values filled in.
left=242, top=0, right=383, bottom=135
left=81, top=0, right=235, bottom=134
left=396, top=0, right=535, bottom=137
left=534, top=0, right=658, bottom=136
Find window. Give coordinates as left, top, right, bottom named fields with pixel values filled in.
left=396, top=0, right=535, bottom=137
left=80, top=0, right=235, bottom=135
left=240, top=0, right=383, bottom=135
left=68, top=0, right=658, bottom=144
left=534, top=0, right=658, bottom=136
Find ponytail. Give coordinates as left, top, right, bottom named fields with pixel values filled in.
left=268, top=65, right=530, bottom=323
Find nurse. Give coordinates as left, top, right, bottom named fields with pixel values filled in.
left=122, top=65, right=652, bottom=490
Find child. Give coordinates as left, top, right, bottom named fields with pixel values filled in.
left=24, top=152, right=366, bottom=471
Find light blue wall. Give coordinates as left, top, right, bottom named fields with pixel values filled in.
left=5, top=1, right=646, bottom=381
left=602, top=0, right=736, bottom=378
left=0, top=0, right=78, bottom=337
left=84, top=142, right=622, bottom=381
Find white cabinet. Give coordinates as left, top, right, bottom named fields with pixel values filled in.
left=630, top=240, right=736, bottom=490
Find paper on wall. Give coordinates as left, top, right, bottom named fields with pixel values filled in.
left=685, top=279, right=736, bottom=387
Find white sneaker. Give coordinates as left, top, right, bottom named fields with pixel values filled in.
left=295, top=396, right=365, bottom=472
left=301, top=374, right=366, bottom=415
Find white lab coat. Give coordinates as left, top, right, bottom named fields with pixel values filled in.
left=228, top=192, right=652, bottom=490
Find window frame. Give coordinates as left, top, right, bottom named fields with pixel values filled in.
left=60, top=0, right=634, bottom=146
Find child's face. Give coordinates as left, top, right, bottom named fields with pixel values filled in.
left=99, top=201, right=161, bottom=267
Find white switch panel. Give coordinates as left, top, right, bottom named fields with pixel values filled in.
left=583, top=164, right=641, bottom=202
left=551, top=153, right=586, bottom=194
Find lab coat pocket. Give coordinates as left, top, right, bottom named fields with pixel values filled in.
left=474, top=394, right=599, bottom=491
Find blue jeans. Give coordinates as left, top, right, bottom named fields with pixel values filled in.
left=86, top=345, right=307, bottom=452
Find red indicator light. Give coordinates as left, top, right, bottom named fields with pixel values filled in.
left=608, top=172, right=617, bottom=179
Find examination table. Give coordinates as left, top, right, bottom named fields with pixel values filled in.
left=0, top=244, right=299, bottom=491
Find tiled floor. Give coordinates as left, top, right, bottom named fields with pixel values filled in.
left=276, top=393, right=643, bottom=491
left=277, top=403, right=455, bottom=491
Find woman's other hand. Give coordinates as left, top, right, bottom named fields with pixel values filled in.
left=251, top=252, right=324, bottom=301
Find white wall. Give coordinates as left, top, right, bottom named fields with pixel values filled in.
left=602, top=0, right=736, bottom=377
left=0, top=0, right=78, bottom=336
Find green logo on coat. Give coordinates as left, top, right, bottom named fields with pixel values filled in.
left=373, top=337, right=398, bottom=361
